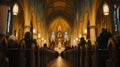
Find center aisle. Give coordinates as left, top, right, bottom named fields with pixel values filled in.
left=47, top=56, right=70, bottom=67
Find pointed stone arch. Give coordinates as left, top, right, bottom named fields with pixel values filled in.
left=49, top=17, right=71, bottom=33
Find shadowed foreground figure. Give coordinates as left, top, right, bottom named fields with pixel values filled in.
left=96, top=28, right=112, bottom=67
left=0, top=34, right=9, bottom=67
left=96, top=28, right=112, bottom=49
left=78, top=37, right=86, bottom=67
left=7, top=35, right=19, bottom=67
left=20, top=32, right=36, bottom=67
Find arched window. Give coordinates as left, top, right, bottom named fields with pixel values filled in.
left=64, top=32, right=68, bottom=42
left=6, top=6, right=12, bottom=35
left=51, top=32, right=55, bottom=41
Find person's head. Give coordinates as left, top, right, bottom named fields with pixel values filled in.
left=102, top=28, right=107, bottom=33
left=9, top=35, right=16, bottom=41
left=44, top=43, right=47, bottom=48
left=80, top=37, right=84, bottom=40
left=87, top=39, right=91, bottom=43
left=25, top=32, right=32, bottom=39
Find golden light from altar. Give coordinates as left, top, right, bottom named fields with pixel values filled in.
left=13, top=3, right=19, bottom=15
left=49, top=17, right=71, bottom=32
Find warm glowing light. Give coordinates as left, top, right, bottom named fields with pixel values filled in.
left=41, top=37, right=44, bottom=41
left=84, top=29, right=87, bottom=34
left=44, top=39, right=46, bottom=43
left=73, top=39, right=76, bottom=43
left=33, top=28, right=36, bottom=34
left=103, top=2, right=109, bottom=15
left=79, top=34, right=82, bottom=38
left=13, top=3, right=19, bottom=15
left=76, top=38, right=78, bottom=41
left=38, top=34, right=41, bottom=38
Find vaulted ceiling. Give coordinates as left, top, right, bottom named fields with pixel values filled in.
left=45, top=0, right=74, bottom=27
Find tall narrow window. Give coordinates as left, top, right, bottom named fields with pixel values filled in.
left=64, top=32, right=68, bottom=42
left=6, top=7, right=12, bottom=34
left=117, top=6, right=120, bottom=33
left=117, top=6, right=119, bottom=23
left=113, top=4, right=118, bottom=32
left=51, top=32, right=55, bottom=41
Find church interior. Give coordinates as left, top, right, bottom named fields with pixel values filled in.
left=0, top=0, right=120, bottom=67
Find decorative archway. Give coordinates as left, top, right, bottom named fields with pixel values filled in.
left=49, top=17, right=71, bottom=33
left=48, top=17, right=71, bottom=50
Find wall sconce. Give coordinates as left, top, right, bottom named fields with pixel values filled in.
left=73, top=39, right=76, bottom=43
left=44, top=39, right=46, bottom=43
left=13, top=3, right=19, bottom=15
left=79, top=34, right=82, bottom=38
left=84, top=29, right=87, bottom=34
left=33, top=28, right=36, bottom=34
left=41, top=37, right=44, bottom=41
left=38, top=34, right=41, bottom=38
left=76, top=38, right=78, bottom=41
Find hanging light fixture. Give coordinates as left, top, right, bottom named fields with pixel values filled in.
left=103, top=2, right=109, bottom=15
left=13, top=3, right=19, bottom=15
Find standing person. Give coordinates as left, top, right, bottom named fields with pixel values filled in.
left=20, top=32, right=36, bottom=67
left=78, top=37, right=86, bottom=67
left=96, top=28, right=112, bottom=49
left=87, top=39, right=92, bottom=49
left=78, top=37, right=86, bottom=48
left=7, top=35, right=18, bottom=67
left=0, top=34, right=9, bottom=67
left=8, top=35, right=18, bottom=48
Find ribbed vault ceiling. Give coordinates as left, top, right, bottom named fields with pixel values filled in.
left=45, top=0, right=74, bottom=28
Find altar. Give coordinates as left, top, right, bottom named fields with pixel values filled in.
left=49, top=25, right=70, bottom=53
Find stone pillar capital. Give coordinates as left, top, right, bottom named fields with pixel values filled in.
left=24, top=26, right=30, bottom=33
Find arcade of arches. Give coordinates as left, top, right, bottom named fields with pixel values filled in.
left=0, top=0, right=120, bottom=49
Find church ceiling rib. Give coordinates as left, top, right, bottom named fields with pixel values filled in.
left=45, top=0, right=74, bottom=26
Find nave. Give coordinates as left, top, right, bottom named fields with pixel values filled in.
left=47, top=56, right=70, bottom=67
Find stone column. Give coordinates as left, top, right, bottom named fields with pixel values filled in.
left=90, top=1, right=97, bottom=67
left=90, top=26, right=96, bottom=45
left=89, top=0, right=97, bottom=46
left=23, top=0, right=30, bottom=33
left=12, top=15, right=19, bottom=39
left=0, top=5, right=8, bottom=35
left=32, top=12, right=38, bottom=39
